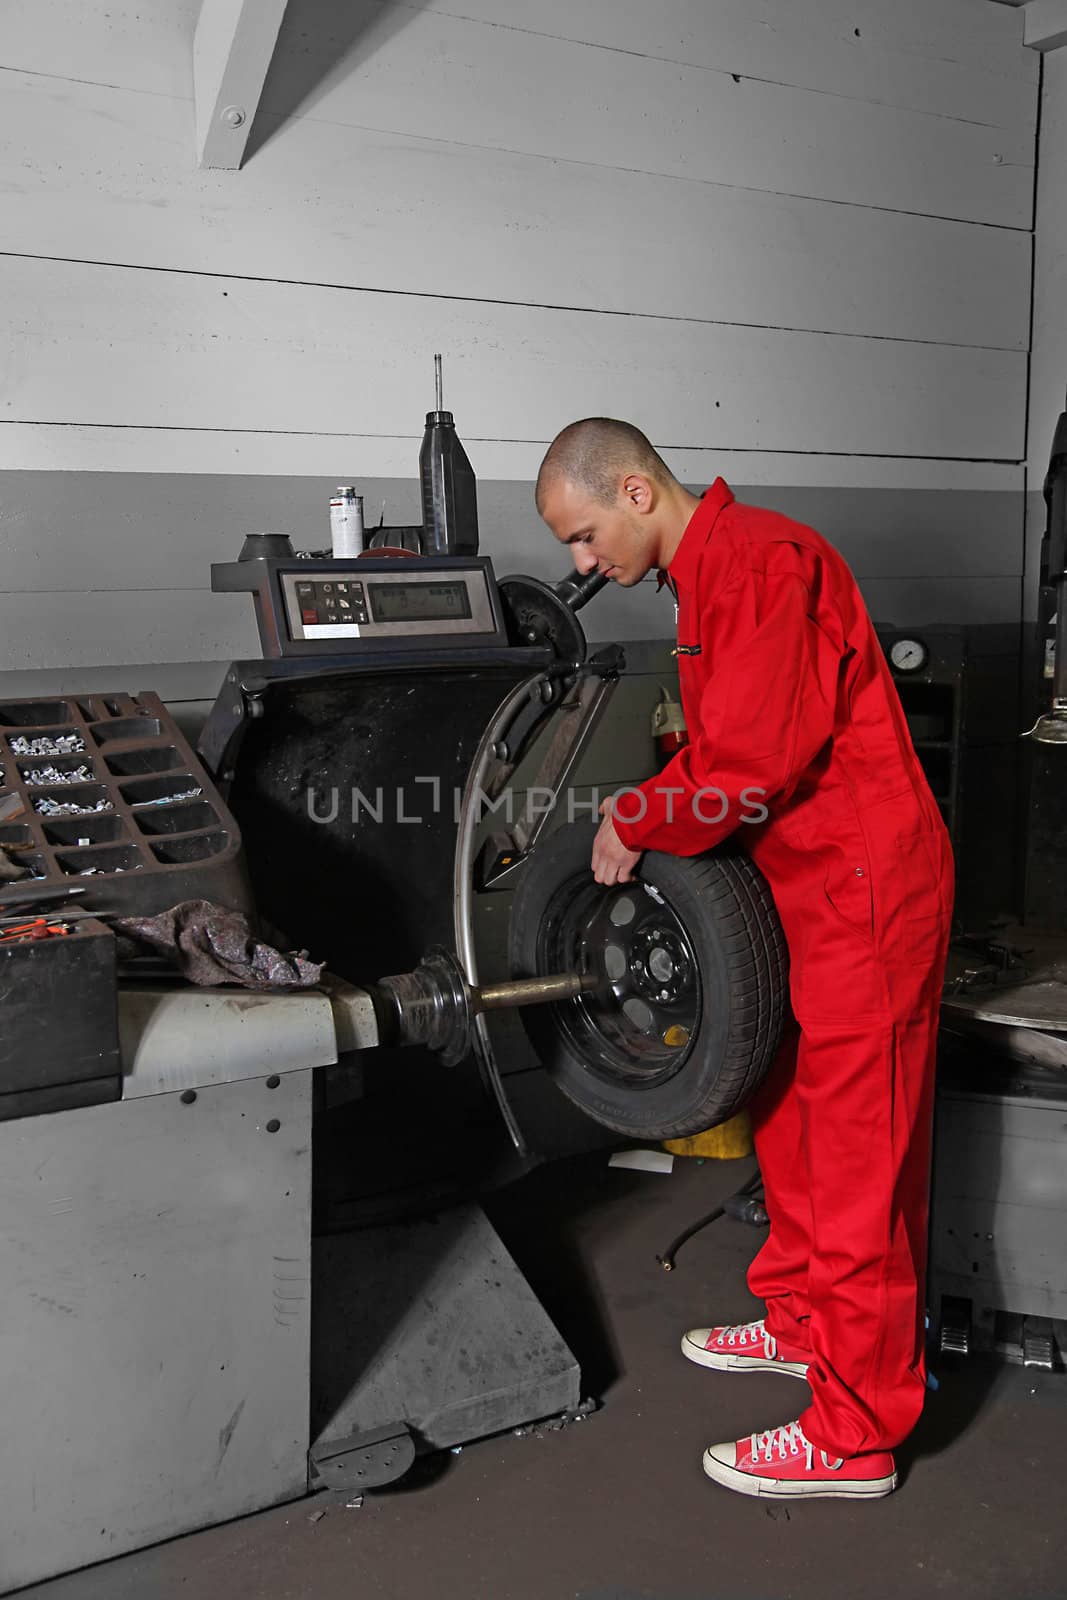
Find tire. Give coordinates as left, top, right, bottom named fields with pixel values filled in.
left=508, top=821, right=788, bottom=1140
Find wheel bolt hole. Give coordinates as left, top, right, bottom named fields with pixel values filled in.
left=604, top=944, right=627, bottom=982
left=622, top=997, right=655, bottom=1034
left=609, top=896, right=636, bottom=927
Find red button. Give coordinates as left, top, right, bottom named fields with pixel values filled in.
left=302, top=609, right=318, bottom=624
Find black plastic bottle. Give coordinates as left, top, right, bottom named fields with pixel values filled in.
left=419, top=354, right=480, bottom=556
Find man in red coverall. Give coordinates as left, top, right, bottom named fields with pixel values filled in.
left=536, top=418, right=953, bottom=1502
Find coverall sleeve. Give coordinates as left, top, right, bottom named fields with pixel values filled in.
left=612, top=566, right=839, bottom=856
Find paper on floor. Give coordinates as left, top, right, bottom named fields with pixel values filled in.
left=608, top=1149, right=675, bottom=1175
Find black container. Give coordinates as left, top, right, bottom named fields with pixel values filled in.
left=419, top=410, right=479, bottom=557
left=0, top=919, right=120, bottom=1120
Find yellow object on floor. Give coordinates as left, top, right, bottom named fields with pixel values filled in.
left=664, top=1110, right=753, bottom=1159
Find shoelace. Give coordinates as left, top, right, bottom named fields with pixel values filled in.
left=750, top=1421, right=843, bottom=1472
left=717, top=1318, right=776, bottom=1356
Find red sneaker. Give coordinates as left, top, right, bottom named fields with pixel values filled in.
left=703, top=1420, right=897, bottom=1500
left=681, top=1318, right=809, bottom=1379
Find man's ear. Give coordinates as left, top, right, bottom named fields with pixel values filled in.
left=621, top=473, right=654, bottom=513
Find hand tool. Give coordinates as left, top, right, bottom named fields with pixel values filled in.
left=0, top=881, right=87, bottom=910
left=0, top=917, right=71, bottom=944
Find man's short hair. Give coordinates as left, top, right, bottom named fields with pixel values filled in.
left=535, top=418, right=675, bottom=510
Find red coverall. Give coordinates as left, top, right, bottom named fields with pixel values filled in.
left=611, top=480, right=953, bottom=1458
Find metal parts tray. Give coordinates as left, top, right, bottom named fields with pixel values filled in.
left=0, top=691, right=248, bottom=916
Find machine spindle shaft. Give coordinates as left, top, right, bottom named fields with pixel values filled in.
left=375, top=949, right=594, bottom=1064
left=474, top=971, right=593, bottom=1011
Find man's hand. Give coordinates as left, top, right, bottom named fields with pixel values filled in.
left=592, top=796, right=643, bottom=885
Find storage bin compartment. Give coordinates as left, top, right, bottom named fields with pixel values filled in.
left=0, top=700, right=74, bottom=727
left=42, top=814, right=127, bottom=847
left=90, top=716, right=164, bottom=746
left=899, top=682, right=955, bottom=744
left=105, top=746, right=184, bottom=777
left=16, top=754, right=96, bottom=786
left=31, top=785, right=113, bottom=817
left=151, top=832, right=227, bottom=864
left=134, top=800, right=218, bottom=836
left=55, top=845, right=144, bottom=877
left=120, top=774, right=202, bottom=809
left=14, top=854, right=48, bottom=879
left=0, top=824, right=34, bottom=847
left=5, top=730, right=86, bottom=757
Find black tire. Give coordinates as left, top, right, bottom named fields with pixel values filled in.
left=508, top=821, right=788, bottom=1140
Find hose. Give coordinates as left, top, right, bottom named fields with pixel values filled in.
left=657, top=1167, right=766, bottom=1272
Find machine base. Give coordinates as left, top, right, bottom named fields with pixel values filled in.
left=0, top=1069, right=314, bottom=1594
left=929, top=1046, right=1067, bottom=1370
left=311, top=1205, right=581, bottom=1480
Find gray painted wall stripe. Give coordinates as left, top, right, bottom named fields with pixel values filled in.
left=0, top=473, right=1024, bottom=592
left=0, top=471, right=1023, bottom=691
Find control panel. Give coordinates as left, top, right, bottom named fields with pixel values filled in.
left=281, top=566, right=494, bottom=643
left=211, top=554, right=509, bottom=658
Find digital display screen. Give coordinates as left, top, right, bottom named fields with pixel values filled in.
left=369, top=581, right=473, bottom=623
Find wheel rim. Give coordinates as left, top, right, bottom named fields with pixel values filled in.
left=534, top=872, right=703, bottom=1087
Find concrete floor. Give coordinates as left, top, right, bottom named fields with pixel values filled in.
left=21, top=1153, right=1065, bottom=1600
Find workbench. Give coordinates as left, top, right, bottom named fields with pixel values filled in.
left=0, top=982, right=578, bottom=1593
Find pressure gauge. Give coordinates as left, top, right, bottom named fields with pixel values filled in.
left=889, top=637, right=929, bottom=675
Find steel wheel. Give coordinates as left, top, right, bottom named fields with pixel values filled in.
left=538, top=876, right=702, bottom=1085
left=509, top=822, right=789, bottom=1140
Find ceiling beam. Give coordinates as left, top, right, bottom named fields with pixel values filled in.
left=194, top=0, right=290, bottom=170
left=1023, top=0, right=1067, bottom=51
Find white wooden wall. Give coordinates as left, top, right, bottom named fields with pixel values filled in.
left=0, top=0, right=1039, bottom=674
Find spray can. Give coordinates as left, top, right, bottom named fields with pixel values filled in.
left=419, top=354, right=479, bottom=557
left=330, top=486, right=364, bottom=558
